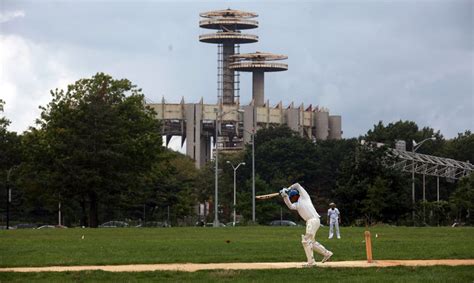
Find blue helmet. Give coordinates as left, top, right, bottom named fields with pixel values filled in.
left=288, top=189, right=300, bottom=203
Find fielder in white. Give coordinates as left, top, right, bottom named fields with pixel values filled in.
left=280, top=183, right=333, bottom=266
left=327, top=202, right=341, bottom=239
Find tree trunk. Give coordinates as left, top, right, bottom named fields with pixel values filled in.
left=89, top=192, right=99, bottom=228
left=80, top=199, right=88, bottom=227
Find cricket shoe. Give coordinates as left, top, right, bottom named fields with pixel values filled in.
left=302, top=260, right=317, bottom=268
left=321, top=251, right=333, bottom=263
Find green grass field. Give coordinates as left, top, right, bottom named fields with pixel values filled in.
left=1, top=266, right=474, bottom=283
left=0, top=226, right=473, bottom=282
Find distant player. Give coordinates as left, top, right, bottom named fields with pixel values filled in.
left=280, top=183, right=333, bottom=266
left=327, top=202, right=341, bottom=239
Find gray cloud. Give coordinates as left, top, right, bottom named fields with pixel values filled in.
left=0, top=10, right=25, bottom=23
left=1, top=0, right=472, bottom=139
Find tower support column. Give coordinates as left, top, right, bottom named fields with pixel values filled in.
left=222, top=43, right=235, bottom=104
left=253, top=71, right=264, bottom=106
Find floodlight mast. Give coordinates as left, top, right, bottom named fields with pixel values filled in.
left=243, top=128, right=256, bottom=222
left=227, top=161, right=245, bottom=226
left=411, top=136, right=435, bottom=224
left=213, top=108, right=244, bottom=227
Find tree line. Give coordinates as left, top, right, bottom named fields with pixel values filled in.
left=1, top=74, right=472, bottom=227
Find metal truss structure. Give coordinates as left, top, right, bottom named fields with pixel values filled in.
left=386, top=148, right=473, bottom=180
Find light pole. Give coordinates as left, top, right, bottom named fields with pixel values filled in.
left=213, top=108, right=219, bottom=227
left=6, top=166, right=18, bottom=230
left=411, top=136, right=435, bottom=223
left=213, top=107, right=244, bottom=227
left=437, top=176, right=440, bottom=202
left=226, top=161, right=245, bottom=227
left=243, top=128, right=256, bottom=223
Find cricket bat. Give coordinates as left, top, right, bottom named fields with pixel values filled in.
left=255, top=192, right=280, bottom=200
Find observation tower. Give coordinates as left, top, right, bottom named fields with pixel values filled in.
left=148, top=9, right=343, bottom=169
left=199, top=9, right=259, bottom=105
left=230, top=52, right=288, bottom=106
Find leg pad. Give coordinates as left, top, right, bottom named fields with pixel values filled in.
left=301, top=235, right=315, bottom=264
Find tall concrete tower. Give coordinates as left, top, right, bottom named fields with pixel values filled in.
left=199, top=9, right=259, bottom=105
left=230, top=52, right=288, bottom=106
left=149, top=8, right=343, bottom=168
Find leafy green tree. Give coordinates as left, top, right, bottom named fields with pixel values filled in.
left=363, top=120, right=474, bottom=216
left=361, top=177, right=389, bottom=225
left=441, top=131, right=473, bottom=163
left=366, top=120, right=419, bottom=146
left=24, top=73, right=162, bottom=227
left=316, top=139, right=358, bottom=200
left=146, top=150, right=201, bottom=225
left=0, top=100, right=22, bottom=223
left=253, top=125, right=297, bottom=145
left=0, top=99, right=22, bottom=171
left=364, top=120, right=443, bottom=154
left=195, top=162, right=214, bottom=223
left=240, top=126, right=321, bottom=223
left=218, top=152, right=246, bottom=223
left=450, top=174, right=474, bottom=225
left=237, top=175, right=284, bottom=224
left=250, top=125, right=320, bottom=189
left=335, top=145, right=411, bottom=225
left=419, top=201, right=452, bottom=226
left=232, top=126, right=354, bottom=223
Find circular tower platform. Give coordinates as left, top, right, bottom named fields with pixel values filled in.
left=231, top=52, right=287, bottom=60
left=199, top=32, right=258, bottom=44
left=200, top=19, right=258, bottom=30
left=200, top=9, right=258, bottom=19
left=229, top=52, right=288, bottom=71
left=229, top=52, right=288, bottom=106
left=200, top=9, right=258, bottom=30
left=229, top=62, right=288, bottom=72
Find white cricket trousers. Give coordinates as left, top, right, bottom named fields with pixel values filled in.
left=329, top=219, right=340, bottom=239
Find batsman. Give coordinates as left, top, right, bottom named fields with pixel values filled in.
left=280, top=183, right=333, bottom=266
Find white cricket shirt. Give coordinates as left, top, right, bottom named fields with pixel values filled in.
left=327, top=208, right=340, bottom=221
left=283, top=183, right=320, bottom=221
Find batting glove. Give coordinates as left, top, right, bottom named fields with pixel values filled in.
left=279, top=188, right=288, bottom=197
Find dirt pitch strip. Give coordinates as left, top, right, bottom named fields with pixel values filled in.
left=1, top=259, right=473, bottom=273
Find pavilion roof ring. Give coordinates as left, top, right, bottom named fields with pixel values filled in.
left=229, top=62, right=288, bottom=72
left=199, top=19, right=259, bottom=30
left=199, top=33, right=259, bottom=44
left=200, top=9, right=258, bottom=19
left=231, top=52, right=288, bottom=61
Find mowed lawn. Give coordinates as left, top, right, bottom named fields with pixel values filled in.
left=0, top=226, right=473, bottom=267
left=1, top=266, right=474, bottom=283
left=1, top=226, right=474, bottom=282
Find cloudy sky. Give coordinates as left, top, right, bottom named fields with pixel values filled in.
left=1, top=0, right=473, bottom=145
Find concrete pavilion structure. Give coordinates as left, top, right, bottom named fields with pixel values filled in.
left=147, top=9, right=342, bottom=168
